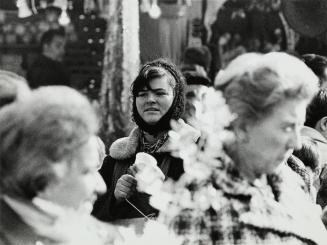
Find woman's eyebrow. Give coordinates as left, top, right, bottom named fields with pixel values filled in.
left=138, top=88, right=148, bottom=92
left=151, top=88, right=167, bottom=92
left=139, top=88, right=167, bottom=92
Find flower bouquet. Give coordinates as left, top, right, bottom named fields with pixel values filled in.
left=134, top=88, right=234, bottom=243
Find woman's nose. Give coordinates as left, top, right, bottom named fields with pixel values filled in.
left=95, top=172, right=107, bottom=195
left=146, top=92, right=156, bottom=102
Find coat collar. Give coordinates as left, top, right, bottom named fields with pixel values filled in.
left=109, top=127, right=167, bottom=160
left=110, top=124, right=200, bottom=160
left=302, top=126, right=327, bottom=144
left=1, top=196, right=121, bottom=245
left=0, top=197, right=41, bottom=245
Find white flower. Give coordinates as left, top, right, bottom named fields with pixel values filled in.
left=136, top=169, right=164, bottom=195
left=134, top=152, right=165, bottom=196
left=149, top=191, right=173, bottom=212
left=130, top=89, right=234, bottom=243
left=183, top=159, right=212, bottom=181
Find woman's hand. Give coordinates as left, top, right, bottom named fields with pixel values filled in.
left=114, top=174, right=137, bottom=202
left=127, top=165, right=139, bottom=177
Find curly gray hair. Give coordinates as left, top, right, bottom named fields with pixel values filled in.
left=217, top=52, right=319, bottom=126
left=0, top=86, right=98, bottom=200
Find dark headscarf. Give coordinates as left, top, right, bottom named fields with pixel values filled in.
left=131, top=59, right=185, bottom=135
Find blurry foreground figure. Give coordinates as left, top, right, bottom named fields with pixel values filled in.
left=173, top=52, right=327, bottom=245
left=0, top=86, right=120, bottom=245
left=0, top=70, right=30, bottom=108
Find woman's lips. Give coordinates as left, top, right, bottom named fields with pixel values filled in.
left=144, top=108, right=159, bottom=112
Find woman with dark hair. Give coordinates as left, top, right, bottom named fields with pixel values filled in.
left=93, top=59, right=199, bottom=222
left=302, top=54, right=327, bottom=89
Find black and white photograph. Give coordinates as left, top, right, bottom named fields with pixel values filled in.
left=1, top=0, right=327, bottom=244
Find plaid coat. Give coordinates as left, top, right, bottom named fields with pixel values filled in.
left=171, top=154, right=327, bottom=245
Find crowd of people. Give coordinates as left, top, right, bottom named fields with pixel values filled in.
left=2, top=30, right=327, bottom=244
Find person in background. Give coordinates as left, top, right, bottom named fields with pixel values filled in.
left=293, top=137, right=321, bottom=201
left=0, top=70, right=30, bottom=108
left=0, top=86, right=120, bottom=245
left=286, top=154, right=313, bottom=199
left=181, top=68, right=211, bottom=125
left=172, top=52, right=327, bottom=245
left=180, top=47, right=212, bottom=125
left=180, top=46, right=212, bottom=89
left=302, top=54, right=327, bottom=89
left=181, top=46, right=212, bottom=75
left=27, top=28, right=70, bottom=88
left=93, top=59, right=199, bottom=222
left=303, top=89, right=327, bottom=208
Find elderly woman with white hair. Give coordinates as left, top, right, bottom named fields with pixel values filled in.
left=0, top=86, right=120, bottom=245
left=172, top=52, right=327, bottom=245
left=0, top=70, right=30, bottom=108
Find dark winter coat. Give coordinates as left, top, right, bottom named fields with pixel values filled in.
left=27, top=55, right=70, bottom=88
left=92, top=127, right=190, bottom=222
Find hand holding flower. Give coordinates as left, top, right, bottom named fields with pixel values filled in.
left=114, top=174, right=137, bottom=202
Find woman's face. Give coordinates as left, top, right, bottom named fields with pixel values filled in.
left=242, top=99, right=307, bottom=176
left=136, top=76, right=175, bottom=125
left=39, top=136, right=106, bottom=213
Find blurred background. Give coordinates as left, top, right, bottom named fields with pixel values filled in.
left=1, top=0, right=326, bottom=142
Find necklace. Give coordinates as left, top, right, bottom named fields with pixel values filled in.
left=140, top=131, right=168, bottom=153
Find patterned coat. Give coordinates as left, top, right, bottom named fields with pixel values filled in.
left=171, top=154, right=327, bottom=245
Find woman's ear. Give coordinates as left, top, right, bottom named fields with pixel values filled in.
left=35, top=162, right=68, bottom=200
left=234, top=120, right=250, bottom=143
left=319, top=117, right=327, bottom=132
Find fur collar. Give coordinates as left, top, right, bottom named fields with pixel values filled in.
left=109, top=124, right=200, bottom=160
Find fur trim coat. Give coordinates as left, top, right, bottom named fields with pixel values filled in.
left=93, top=126, right=199, bottom=222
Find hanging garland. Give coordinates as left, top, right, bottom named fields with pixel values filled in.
left=16, top=0, right=71, bottom=25
left=247, top=0, right=281, bottom=12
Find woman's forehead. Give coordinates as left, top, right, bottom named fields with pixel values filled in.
left=141, top=76, right=175, bottom=90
